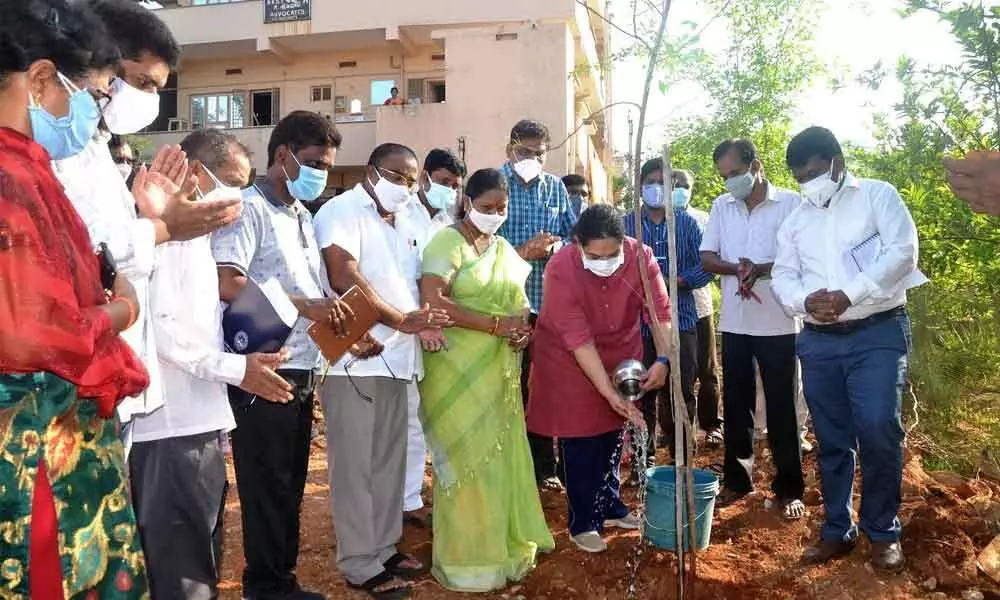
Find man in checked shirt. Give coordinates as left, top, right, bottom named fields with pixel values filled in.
left=496, top=118, right=578, bottom=491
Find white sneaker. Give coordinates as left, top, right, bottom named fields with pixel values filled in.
left=606, top=510, right=641, bottom=530
left=571, top=531, right=608, bottom=553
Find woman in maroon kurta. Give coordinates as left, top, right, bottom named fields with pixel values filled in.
left=527, top=204, right=671, bottom=554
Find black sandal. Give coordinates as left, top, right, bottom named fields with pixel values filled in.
left=384, top=552, right=427, bottom=579
left=347, top=571, right=411, bottom=599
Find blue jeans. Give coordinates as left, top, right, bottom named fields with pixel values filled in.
left=796, top=311, right=910, bottom=544
left=558, top=429, right=629, bottom=536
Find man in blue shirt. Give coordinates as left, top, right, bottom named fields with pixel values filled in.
left=623, top=158, right=714, bottom=479
left=497, top=118, right=578, bottom=491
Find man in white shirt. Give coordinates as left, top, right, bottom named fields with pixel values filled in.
left=700, top=138, right=805, bottom=520
left=314, top=143, right=451, bottom=597
left=400, top=148, right=465, bottom=526
left=674, top=169, right=724, bottom=446
left=773, top=126, right=925, bottom=573
left=129, top=129, right=294, bottom=600
left=52, top=0, right=241, bottom=452
left=409, top=147, right=465, bottom=236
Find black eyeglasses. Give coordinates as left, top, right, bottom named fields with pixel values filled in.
left=344, top=354, right=398, bottom=403
left=377, top=167, right=420, bottom=193
left=511, top=144, right=547, bottom=161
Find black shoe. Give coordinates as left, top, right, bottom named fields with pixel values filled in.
left=802, top=539, right=856, bottom=565
left=870, top=541, right=905, bottom=573
left=286, top=589, right=327, bottom=600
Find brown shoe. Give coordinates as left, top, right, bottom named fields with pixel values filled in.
left=802, top=539, right=856, bottom=565
left=870, top=541, right=905, bottom=574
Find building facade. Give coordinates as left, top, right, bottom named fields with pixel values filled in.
left=145, top=0, right=614, bottom=201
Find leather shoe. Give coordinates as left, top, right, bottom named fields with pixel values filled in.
left=802, top=539, right=856, bottom=565
left=870, top=541, right=905, bottom=573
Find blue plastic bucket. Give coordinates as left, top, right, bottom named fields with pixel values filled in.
left=644, top=466, right=719, bottom=551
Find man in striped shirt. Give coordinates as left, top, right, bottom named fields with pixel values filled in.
left=623, top=158, right=714, bottom=479
left=496, top=118, right=578, bottom=491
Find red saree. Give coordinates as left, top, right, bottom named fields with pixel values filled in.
left=0, top=127, right=149, bottom=599
left=0, top=127, right=148, bottom=413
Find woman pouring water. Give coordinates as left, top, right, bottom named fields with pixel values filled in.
left=526, top=204, right=672, bottom=554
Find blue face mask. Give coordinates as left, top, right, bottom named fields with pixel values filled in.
left=29, top=72, right=101, bottom=161
left=424, top=176, right=457, bottom=211
left=283, top=152, right=328, bottom=202
left=672, top=187, right=691, bottom=209
left=642, top=183, right=665, bottom=208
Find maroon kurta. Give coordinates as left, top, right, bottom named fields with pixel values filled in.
left=527, top=238, right=671, bottom=438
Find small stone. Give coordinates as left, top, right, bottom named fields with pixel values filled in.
left=961, top=590, right=984, bottom=600
left=929, top=593, right=947, bottom=600
left=921, top=577, right=937, bottom=591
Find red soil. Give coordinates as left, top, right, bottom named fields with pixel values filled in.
left=217, top=436, right=1000, bottom=599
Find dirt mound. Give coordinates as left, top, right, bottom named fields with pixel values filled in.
left=215, top=437, right=1000, bottom=599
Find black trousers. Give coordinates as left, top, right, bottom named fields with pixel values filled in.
left=695, top=315, right=723, bottom=431
left=229, top=369, right=316, bottom=599
left=638, top=330, right=699, bottom=462
left=522, top=313, right=557, bottom=482
left=721, top=333, right=804, bottom=499
left=130, top=431, right=228, bottom=600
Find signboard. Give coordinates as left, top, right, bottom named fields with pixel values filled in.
left=264, top=0, right=311, bottom=24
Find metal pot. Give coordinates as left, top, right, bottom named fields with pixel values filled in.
left=613, top=358, right=647, bottom=402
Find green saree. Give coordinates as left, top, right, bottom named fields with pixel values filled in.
left=0, top=373, right=148, bottom=600
left=419, top=227, right=554, bottom=593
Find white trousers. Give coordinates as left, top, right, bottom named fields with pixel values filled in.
left=754, top=357, right=809, bottom=442
left=404, top=381, right=426, bottom=512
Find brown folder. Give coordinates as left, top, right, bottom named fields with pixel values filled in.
left=307, top=285, right=380, bottom=364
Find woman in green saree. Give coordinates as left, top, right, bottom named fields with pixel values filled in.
left=419, top=168, right=555, bottom=593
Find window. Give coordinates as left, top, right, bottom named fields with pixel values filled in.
left=370, top=80, right=396, bottom=105
left=310, top=85, right=332, bottom=103
left=190, top=93, right=246, bottom=129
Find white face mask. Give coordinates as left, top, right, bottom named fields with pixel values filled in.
left=197, top=164, right=243, bottom=204
left=370, top=170, right=411, bottom=214
left=582, top=252, right=624, bottom=278
left=800, top=164, right=843, bottom=207
left=103, top=77, right=161, bottom=135
left=467, top=206, right=507, bottom=235
left=512, top=158, right=543, bottom=183
left=116, top=162, right=132, bottom=181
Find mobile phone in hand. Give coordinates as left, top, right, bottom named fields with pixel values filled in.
left=96, top=242, right=117, bottom=294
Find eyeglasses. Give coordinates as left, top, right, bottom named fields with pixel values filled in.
left=89, top=87, right=112, bottom=111
left=113, top=156, right=134, bottom=166
left=377, top=167, right=420, bottom=193
left=344, top=354, right=398, bottom=403
left=511, top=144, right=547, bottom=161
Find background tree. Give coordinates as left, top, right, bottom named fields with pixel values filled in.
left=851, top=0, right=1000, bottom=471
left=667, top=0, right=824, bottom=206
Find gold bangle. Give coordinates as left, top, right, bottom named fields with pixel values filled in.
left=110, top=295, right=138, bottom=330
left=490, top=316, right=500, bottom=336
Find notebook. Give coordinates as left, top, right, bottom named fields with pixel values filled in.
left=307, top=285, right=380, bottom=364
left=222, top=277, right=298, bottom=355
left=842, top=232, right=929, bottom=291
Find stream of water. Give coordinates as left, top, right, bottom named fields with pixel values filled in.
left=624, top=422, right=651, bottom=600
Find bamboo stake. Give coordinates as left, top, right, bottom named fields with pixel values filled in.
left=661, top=143, right=700, bottom=592
left=627, top=0, right=679, bottom=596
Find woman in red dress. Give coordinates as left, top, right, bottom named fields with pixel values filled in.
left=526, top=204, right=672, bottom=554
left=0, top=1, right=151, bottom=597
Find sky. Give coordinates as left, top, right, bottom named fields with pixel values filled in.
left=609, top=0, right=972, bottom=153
